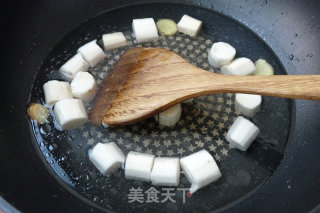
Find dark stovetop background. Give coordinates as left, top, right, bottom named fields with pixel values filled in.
left=1, top=0, right=319, bottom=212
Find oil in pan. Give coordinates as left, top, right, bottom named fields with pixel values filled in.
left=28, top=4, right=292, bottom=213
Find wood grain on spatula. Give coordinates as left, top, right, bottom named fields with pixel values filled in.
left=89, top=47, right=320, bottom=126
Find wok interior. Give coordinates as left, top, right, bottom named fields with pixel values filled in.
left=29, top=3, right=292, bottom=212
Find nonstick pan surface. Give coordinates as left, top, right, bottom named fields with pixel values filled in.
left=1, top=1, right=319, bottom=213
left=29, top=3, right=292, bottom=211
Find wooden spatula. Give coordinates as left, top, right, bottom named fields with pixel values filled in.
left=89, top=47, right=320, bottom=126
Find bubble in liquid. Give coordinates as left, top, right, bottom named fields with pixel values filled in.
left=289, top=54, right=294, bottom=60
left=93, top=196, right=100, bottom=202
left=86, top=174, right=90, bottom=181
left=48, top=145, right=54, bottom=151
left=40, top=125, right=52, bottom=135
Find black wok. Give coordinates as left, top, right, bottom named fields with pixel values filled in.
left=1, top=0, right=319, bottom=212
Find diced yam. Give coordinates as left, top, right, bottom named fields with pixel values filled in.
left=88, top=142, right=125, bottom=175
left=154, top=103, right=182, bottom=127
left=132, top=18, right=159, bottom=43
left=70, top=72, right=97, bottom=103
left=177, top=14, right=202, bottom=37
left=208, top=42, right=236, bottom=68
left=59, top=53, right=90, bottom=81
left=235, top=93, right=262, bottom=117
left=150, top=157, right=180, bottom=186
left=102, top=32, right=128, bottom=50
left=77, top=40, right=106, bottom=67
left=53, top=99, right=88, bottom=130
left=180, top=150, right=221, bottom=193
left=221, top=57, right=255, bottom=75
left=43, top=80, right=73, bottom=105
left=125, top=151, right=155, bottom=182
left=226, top=116, right=260, bottom=151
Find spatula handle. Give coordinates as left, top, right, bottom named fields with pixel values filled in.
left=206, top=74, right=320, bottom=100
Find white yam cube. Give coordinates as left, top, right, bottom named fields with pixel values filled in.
left=154, top=103, right=182, bottom=127
left=180, top=150, right=221, bottom=193
left=102, top=32, right=127, bottom=50
left=125, top=151, right=155, bottom=182
left=132, top=18, right=159, bottom=43
left=70, top=72, right=97, bottom=103
left=177, top=14, right=202, bottom=37
left=88, top=142, right=125, bottom=175
left=53, top=99, right=88, bottom=130
left=226, top=116, right=260, bottom=151
left=221, top=57, right=255, bottom=75
left=59, top=53, right=90, bottom=81
left=77, top=40, right=106, bottom=67
left=43, top=80, right=73, bottom=105
left=150, top=157, right=180, bottom=186
left=235, top=93, right=262, bottom=117
left=208, top=42, right=236, bottom=68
